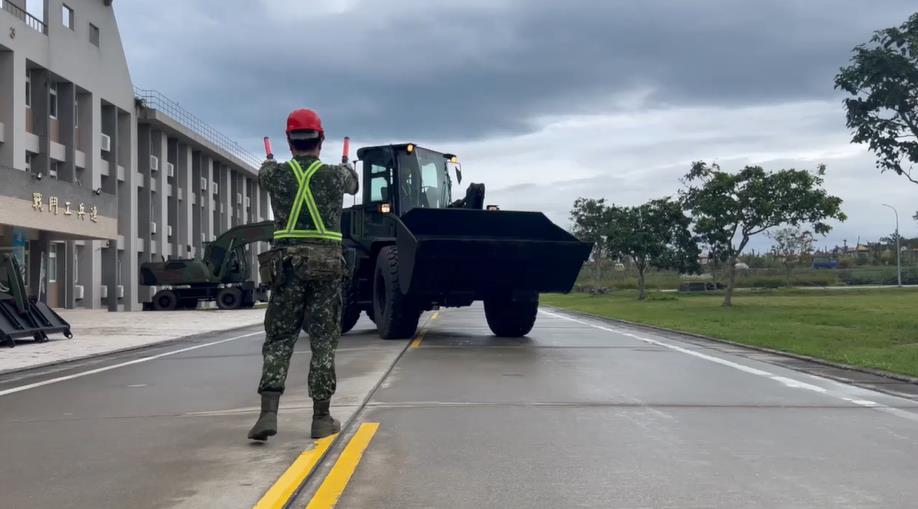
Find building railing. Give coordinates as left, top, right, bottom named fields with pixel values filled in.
left=1, top=0, right=48, bottom=35
left=134, top=87, right=260, bottom=169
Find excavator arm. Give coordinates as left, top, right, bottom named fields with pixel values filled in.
left=202, top=220, right=275, bottom=281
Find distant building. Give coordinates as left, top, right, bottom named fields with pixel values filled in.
left=0, top=0, right=267, bottom=311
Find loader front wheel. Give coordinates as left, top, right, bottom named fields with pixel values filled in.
left=484, top=295, right=539, bottom=337
left=373, top=246, right=420, bottom=340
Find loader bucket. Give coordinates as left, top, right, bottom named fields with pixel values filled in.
left=395, top=208, right=592, bottom=297
left=0, top=254, right=73, bottom=347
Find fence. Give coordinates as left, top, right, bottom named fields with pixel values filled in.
left=134, top=87, right=260, bottom=169
left=576, top=262, right=918, bottom=291
left=1, top=0, right=47, bottom=34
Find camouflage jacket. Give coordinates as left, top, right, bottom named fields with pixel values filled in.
left=259, top=155, right=359, bottom=247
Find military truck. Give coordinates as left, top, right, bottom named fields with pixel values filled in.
left=0, top=253, right=72, bottom=347
left=341, top=143, right=591, bottom=339
left=140, top=221, right=273, bottom=310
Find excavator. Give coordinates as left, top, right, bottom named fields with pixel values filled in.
left=139, top=221, right=273, bottom=310
left=0, top=253, right=73, bottom=347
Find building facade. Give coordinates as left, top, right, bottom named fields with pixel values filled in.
left=0, top=0, right=267, bottom=311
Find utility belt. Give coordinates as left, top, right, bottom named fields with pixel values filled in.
left=258, top=243, right=345, bottom=288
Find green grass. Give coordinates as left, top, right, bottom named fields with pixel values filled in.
left=542, top=288, right=918, bottom=378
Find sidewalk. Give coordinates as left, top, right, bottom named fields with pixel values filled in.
left=0, top=308, right=266, bottom=375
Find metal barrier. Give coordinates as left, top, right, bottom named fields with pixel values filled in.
left=134, top=87, right=260, bottom=168
left=1, top=0, right=47, bottom=34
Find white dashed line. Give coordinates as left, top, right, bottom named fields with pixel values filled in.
left=0, top=331, right=262, bottom=397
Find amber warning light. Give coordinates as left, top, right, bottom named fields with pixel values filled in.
left=342, top=136, right=350, bottom=164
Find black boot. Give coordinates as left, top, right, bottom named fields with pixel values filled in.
left=311, top=399, right=341, bottom=438
left=248, top=391, right=281, bottom=441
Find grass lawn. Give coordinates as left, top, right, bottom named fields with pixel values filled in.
left=542, top=288, right=918, bottom=378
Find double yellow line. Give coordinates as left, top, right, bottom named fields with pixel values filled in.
left=256, top=311, right=440, bottom=508
left=253, top=423, right=380, bottom=509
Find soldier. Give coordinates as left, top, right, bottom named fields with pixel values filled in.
left=248, top=108, right=359, bottom=441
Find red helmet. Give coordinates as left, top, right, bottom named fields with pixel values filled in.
left=286, top=108, right=324, bottom=137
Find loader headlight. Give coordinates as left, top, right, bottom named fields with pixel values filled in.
left=406, top=144, right=415, bottom=154
left=486, top=205, right=500, bottom=211
left=379, top=203, right=392, bottom=214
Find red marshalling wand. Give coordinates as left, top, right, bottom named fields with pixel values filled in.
left=341, top=136, right=350, bottom=164
left=263, top=137, right=274, bottom=160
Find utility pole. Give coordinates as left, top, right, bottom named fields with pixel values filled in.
left=882, top=204, right=902, bottom=287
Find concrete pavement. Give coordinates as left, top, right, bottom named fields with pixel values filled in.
left=0, top=307, right=266, bottom=374
left=295, top=306, right=918, bottom=508
left=0, top=316, right=402, bottom=509
left=1, top=305, right=917, bottom=508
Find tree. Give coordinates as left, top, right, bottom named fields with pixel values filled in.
left=680, top=162, right=846, bottom=307
left=605, top=198, right=700, bottom=300
left=769, top=226, right=815, bottom=286
left=835, top=13, right=918, bottom=184
left=570, top=198, right=613, bottom=286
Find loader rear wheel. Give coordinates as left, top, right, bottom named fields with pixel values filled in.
left=217, top=288, right=243, bottom=310
left=152, top=290, right=178, bottom=311
left=484, top=295, right=539, bottom=337
left=373, top=246, right=420, bottom=339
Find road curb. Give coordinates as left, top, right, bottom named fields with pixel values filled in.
left=0, top=322, right=264, bottom=378
left=543, top=306, right=918, bottom=386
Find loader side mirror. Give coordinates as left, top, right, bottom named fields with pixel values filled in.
left=448, top=161, right=462, bottom=184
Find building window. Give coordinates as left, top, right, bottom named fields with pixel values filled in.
left=25, top=152, right=32, bottom=172
left=49, top=83, right=58, bottom=119
left=25, top=72, right=31, bottom=109
left=48, top=245, right=58, bottom=284
left=89, top=23, right=100, bottom=47
left=50, top=161, right=60, bottom=179
left=62, top=4, right=74, bottom=30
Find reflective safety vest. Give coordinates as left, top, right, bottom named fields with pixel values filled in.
left=273, top=159, right=343, bottom=242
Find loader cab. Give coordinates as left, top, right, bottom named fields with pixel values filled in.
left=359, top=144, right=455, bottom=216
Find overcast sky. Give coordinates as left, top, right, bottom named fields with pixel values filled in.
left=115, top=1, right=918, bottom=250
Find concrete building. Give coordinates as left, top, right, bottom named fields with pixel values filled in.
left=0, top=0, right=266, bottom=311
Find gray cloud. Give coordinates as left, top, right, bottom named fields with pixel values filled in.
left=118, top=1, right=917, bottom=145
left=116, top=2, right=918, bottom=250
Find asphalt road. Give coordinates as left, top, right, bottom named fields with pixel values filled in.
left=3, top=305, right=918, bottom=508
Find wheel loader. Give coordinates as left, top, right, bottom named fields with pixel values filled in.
left=341, top=143, right=592, bottom=339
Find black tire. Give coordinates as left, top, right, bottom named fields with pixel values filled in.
left=179, top=298, right=198, bottom=310
left=216, top=287, right=243, bottom=310
left=372, top=246, right=420, bottom=339
left=484, top=295, right=539, bottom=337
left=341, top=277, right=361, bottom=334
left=152, top=290, right=178, bottom=311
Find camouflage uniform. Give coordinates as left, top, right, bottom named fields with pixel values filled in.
left=257, top=155, right=359, bottom=400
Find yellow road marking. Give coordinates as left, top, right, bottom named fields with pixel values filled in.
left=409, top=311, right=439, bottom=349
left=305, top=423, right=380, bottom=509
left=252, top=435, right=336, bottom=509
left=409, top=329, right=427, bottom=349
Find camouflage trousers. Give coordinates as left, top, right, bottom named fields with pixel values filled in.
left=258, top=267, right=342, bottom=401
